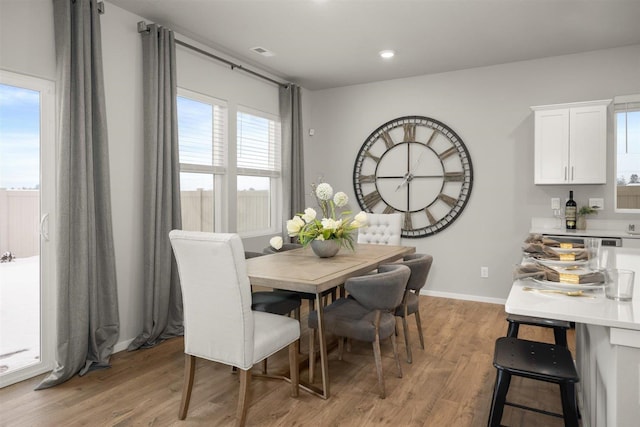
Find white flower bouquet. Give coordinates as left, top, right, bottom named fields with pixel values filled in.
left=286, top=182, right=367, bottom=250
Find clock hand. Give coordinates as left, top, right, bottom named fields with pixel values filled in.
left=395, top=175, right=409, bottom=191
left=409, top=150, right=426, bottom=174
left=396, top=149, right=426, bottom=191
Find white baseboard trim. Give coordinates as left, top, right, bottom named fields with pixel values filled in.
left=420, top=289, right=506, bottom=305
left=113, top=338, right=134, bottom=354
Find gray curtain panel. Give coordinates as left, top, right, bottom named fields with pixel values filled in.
left=127, top=24, right=183, bottom=350
left=37, top=0, right=120, bottom=389
left=279, top=84, right=305, bottom=227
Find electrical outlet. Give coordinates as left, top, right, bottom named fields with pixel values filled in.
left=481, top=266, right=489, bottom=278
left=589, top=198, right=604, bottom=210
left=551, top=198, right=560, bottom=210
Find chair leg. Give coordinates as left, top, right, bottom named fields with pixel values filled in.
left=488, top=369, right=511, bottom=427
left=390, top=333, right=402, bottom=378
left=402, top=314, right=412, bottom=363
left=506, top=321, right=519, bottom=338
left=261, top=359, right=268, bottom=374
left=559, top=383, right=579, bottom=427
left=178, top=354, right=196, bottom=420
left=236, top=368, right=251, bottom=427
left=309, top=328, right=316, bottom=383
left=414, top=310, right=425, bottom=350
left=372, top=336, right=386, bottom=399
left=372, top=310, right=386, bottom=399
left=554, top=328, right=568, bottom=347
left=289, top=340, right=299, bottom=397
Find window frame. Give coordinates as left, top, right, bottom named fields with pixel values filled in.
left=613, top=94, right=640, bottom=213
left=236, top=105, right=282, bottom=237
left=176, top=87, right=228, bottom=232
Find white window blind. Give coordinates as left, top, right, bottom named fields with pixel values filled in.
left=177, top=91, right=227, bottom=173
left=237, top=110, right=281, bottom=177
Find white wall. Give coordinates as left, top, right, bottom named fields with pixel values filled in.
left=307, top=45, right=640, bottom=301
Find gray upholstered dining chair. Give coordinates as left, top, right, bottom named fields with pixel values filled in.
left=169, top=231, right=300, bottom=426
left=357, top=212, right=402, bottom=245
left=391, top=253, right=433, bottom=363
left=308, top=263, right=411, bottom=398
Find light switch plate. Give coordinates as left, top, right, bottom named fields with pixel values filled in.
left=589, top=198, right=604, bottom=210
left=551, top=198, right=560, bottom=210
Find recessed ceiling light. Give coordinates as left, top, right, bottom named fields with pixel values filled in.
left=379, top=50, right=395, bottom=59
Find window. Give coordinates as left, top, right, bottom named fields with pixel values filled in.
left=236, top=109, right=281, bottom=234
left=176, top=89, right=227, bottom=231
left=614, top=95, right=640, bottom=212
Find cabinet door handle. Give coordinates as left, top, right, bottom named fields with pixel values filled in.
left=571, top=166, right=574, bottom=181
left=564, top=166, right=568, bottom=181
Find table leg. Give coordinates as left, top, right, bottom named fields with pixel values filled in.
left=315, top=290, right=330, bottom=399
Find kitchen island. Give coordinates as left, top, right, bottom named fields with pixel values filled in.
left=506, top=246, right=640, bottom=426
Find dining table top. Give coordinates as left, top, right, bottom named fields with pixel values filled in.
left=246, top=243, right=416, bottom=294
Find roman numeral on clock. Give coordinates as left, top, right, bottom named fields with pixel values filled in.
left=403, top=123, right=416, bottom=142
left=403, top=212, right=413, bottom=230
left=363, top=190, right=382, bottom=208
left=364, top=150, right=380, bottom=163
left=438, top=193, right=458, bottom=207
left=426, top=130, right=439, bottom=147
left=383, top=205, right=396, bottom=214
left=380, top=131, right=394, bottom=149
left=425, top=208, right=436, bottom=225
left=438, top=146, right=457, bottom=160
left=358, top=174, right=376, bottom=183
left=444, top=172, right=465, bottom=182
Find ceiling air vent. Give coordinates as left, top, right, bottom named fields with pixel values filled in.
left=250, top=46, right=275, bottom=57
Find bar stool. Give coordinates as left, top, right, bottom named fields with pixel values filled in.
left=506, top=314, right=571, bottom=347
left=488, top=337, right=580, bottom=427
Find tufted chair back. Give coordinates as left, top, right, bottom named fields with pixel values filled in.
left=357, top=213, right=402, bottom=245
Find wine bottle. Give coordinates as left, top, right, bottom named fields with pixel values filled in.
left=565, top=190, right=577, bottom=230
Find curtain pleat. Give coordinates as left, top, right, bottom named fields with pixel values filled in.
left=279, top=84, right=305, bottom=231
left=127, top=24, right=183, bottom=351
left=37, top=0, right=119, bottom=389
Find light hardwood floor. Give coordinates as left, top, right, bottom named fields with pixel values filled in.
left=0, top=297, right=577, bottom=426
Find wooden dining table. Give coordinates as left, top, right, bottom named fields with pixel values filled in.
left=246, top=242, right=416, bottom=399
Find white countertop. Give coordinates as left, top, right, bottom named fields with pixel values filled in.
left=506, top=279, right=640, bottom=331
left=530, top=217, right=640, bottom=240
left=507, top=246, right=640, bottom=331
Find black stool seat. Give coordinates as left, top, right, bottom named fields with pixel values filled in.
left=251, top=291, right=301, bottom=316
left=489, top=337, right=579, bottom=427
left=506, top=314, right=571, bottom=347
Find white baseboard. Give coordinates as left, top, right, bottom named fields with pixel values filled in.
left=420, top=289, right=506, bottom=305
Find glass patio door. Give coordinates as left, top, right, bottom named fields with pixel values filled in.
left=0, top=71, right=56, bottom=387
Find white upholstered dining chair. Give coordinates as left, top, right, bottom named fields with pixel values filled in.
left=169, top=231, right=300, bottom=427
left=357, top=213, right=402, bottom=245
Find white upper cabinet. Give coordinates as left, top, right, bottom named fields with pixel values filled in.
left=532, top=100, right=610, bottom=184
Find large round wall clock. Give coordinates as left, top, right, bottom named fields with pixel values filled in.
left=353, top=115, right=473, bottom=238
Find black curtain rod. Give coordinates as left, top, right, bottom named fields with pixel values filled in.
left=137, top=21, right=289, bottom=89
